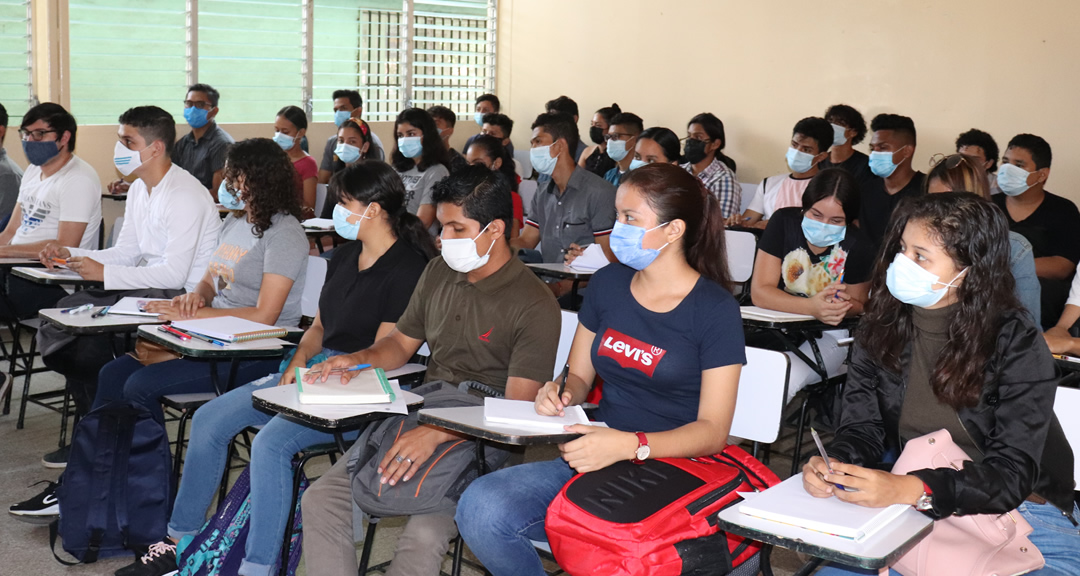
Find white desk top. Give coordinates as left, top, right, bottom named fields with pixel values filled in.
left=0, top=257, right=42, bottom=266
left=40, top=307, right=163, bottom=334
left=526, top=263, right=595, bottom=279
left=419, top=405, right=584, bottom=445
left=137, top=324, right=292, bottom=357
left=253, top=382, right=424, bottom=427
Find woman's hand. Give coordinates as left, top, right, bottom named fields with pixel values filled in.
left=808, top=284, right=853, bottom=325
left=171, top=292, right=206, bottom=319
left=559, top=426, right=637, bottom=473
left=278, top=355, right=308, bottom=386
left=535, top=380, right=573, bottom=417
left=802, top=455, right=846, bottom=498
left=304, top=354, right=361, bottom=385
left=1043, top=327, right=1075, bottom=355
left=826, top=462, right=925, bottom=508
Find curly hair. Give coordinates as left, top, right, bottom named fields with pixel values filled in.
left=859, top=192, right=1021, bottom=408
left=223, top=138, right=302, bottom=238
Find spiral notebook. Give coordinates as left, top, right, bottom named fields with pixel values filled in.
left=171, top=316, right=288, bottom=343
left=294, top=367, right=394, bottom=405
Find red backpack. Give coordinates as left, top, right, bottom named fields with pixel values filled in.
left=545, top=445, right=779, bottom=576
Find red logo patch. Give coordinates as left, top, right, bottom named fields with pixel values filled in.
left=597, top=328, right=667, bottom=377
left=478, top=327, right=493, bottom=343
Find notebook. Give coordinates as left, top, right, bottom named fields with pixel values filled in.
left=171, top=316, right=288, bottom=343
left=483, top=398, right=589, bottom=431
left=740, top=306, right=816, bottom=322
left=108, top=297, right=172, bottom=317
left=15, top=267, right=83, bottom=281
left=568, top=244, right=610, bottom=272
left=294, top=367, right=394, bottom=405
left=736, top=475, right=908, bottom=542
left=302, top=218, right=335, bottom=230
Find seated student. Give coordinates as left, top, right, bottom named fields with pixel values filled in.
left=681, top=112, right=741, bottom=219
left=0, top=102, right=23, bottom=227
left=0, top=103, right=100, bottom=320
left=392, top=108, right=451, bottom=230
left=319, top=89, right=386, bottom=184
left=427, top=105, right=469, bottom=174
left=955, top=128, right=1000, bottom=195
left=861, top=113, right=925, bottom=252
left=806, top=192, right=1078, bottom=576
left=35, top=106, right=222, bottom=466
left=466, top=134, right=523, bottom=238
left=736, top=117, right=834, bottom=228
left=925, top=153, right=1041, bottom=324
left=545, top=95, right=587, bottom=161
left=301, top=166, right=561, bottom=576
left=632, top=126, right=681, bottom=166
left=456, top=163, right=746, bottom=576
left=578, top=103, right=621, bottom=177
left=992, top=133, right=1080, bottom=329
left=601, top=112, right=644, bottom=188
left=274, top=105, right=318, bottom=218
left=174, top=83, right=235, bottom=197
left=1044, top=264, right=1080, bottom=356
left=463, top=93, right=510, bottom=155
left=319, top=118, right=374, bottom=219
left=820, top=104, right=874, bottom=191
left=512, top=112, right=616, bottom=267
left=749, top=168, right=872, bottom=402
left=479, top=113, right=515, bottom=154
left=112, top=161, right=435, bottom=576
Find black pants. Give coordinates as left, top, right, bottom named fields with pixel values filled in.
left=0, top=269, right=67, bottom=321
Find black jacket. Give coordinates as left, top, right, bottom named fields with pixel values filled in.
left=827, top=308, right=1076, bottom=520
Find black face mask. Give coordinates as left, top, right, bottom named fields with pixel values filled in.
left=684, top=139, right=708, bottom=164
left=589, top=126, right=605, bottom=146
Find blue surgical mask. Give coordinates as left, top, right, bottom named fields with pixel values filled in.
left=530, top=144, right=559, bottom=176
left=398, top=136, right=423, bottom=159
left=333, top=203, right=371, bottom=241
left=885, top=252, right=967, bottom=308
left=868, top=149, right=906, bottom=178
left=273, top=132, right=295, bottom=151
left=786, top=147, right=816, bottom=174
left=22, top=140, right=60, bottom=166
left=801, top=216, right=846, bottom=247
left=218, top=181, right=245, bottom=210
left=474, top=112, right=485, bottom=126
left=334, top=110, right=351, bottom=127
left=335, top=143, right=361, bottom=164
left=629, top=158, right=648, bottom=171
left=184, top=106, right=210, bottom=129
left=610, top=221, right=670, bottom=271
left=831, top=124, right=847, bottom=147
left=606, top=139, right=630, bottom=162
left=997, top=163, right=1036, bottom=196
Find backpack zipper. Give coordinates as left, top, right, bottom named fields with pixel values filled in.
left=685, top=468, right=747, bottom=516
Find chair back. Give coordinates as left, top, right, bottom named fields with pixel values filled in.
left=302, top=256, right=327, bottom=319
left=518, top=179, right=538, bottom=219
left=729, top=347, right=789, bottom=444
left=725, top=229, right=758, bottom=284
left=315, top=183, right=328, bottom=217
left=739, top=182, right=757, bottom=214
left=514, top=148, right=533, bottom=179
left=108, top=217, right=125, bottom=249
left=1053, top=386, right=1080, bottom=484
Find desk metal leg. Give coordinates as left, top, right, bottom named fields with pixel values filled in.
left=333, top=431, right=351, bottom=455
left=759, top=544, right=775, bottom=576
left=358, top=517, right=380, bottom=575
left=209, top=360, right=221, bottom=395
left=569, top=280, right=581, bottom=312
left=792, top=556, right=824, bottom=576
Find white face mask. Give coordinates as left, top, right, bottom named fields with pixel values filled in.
left=113, top=140, right=145, bottom=176
left=441, top=222, right=494, bottom=273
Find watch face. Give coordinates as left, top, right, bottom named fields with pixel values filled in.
left=635, top=444, right=651, bottom=461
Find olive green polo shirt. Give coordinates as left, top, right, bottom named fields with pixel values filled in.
left=395, top=255, right=562, bottom=392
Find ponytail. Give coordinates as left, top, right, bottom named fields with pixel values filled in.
left=392, top=210, right=438, bottom=261
left=716, top=152, right=737, bottom=173
left=686, top=187, right=733, bottom=292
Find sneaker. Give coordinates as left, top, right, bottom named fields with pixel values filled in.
left=114, top=540, right=177, bottom=576
left=41, top=445, right=69, bottom=469
left=8, top=480, right=59, bottom=523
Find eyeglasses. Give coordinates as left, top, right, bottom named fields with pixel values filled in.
left=19, top=128, right=57, bottom=142
left=604, top=133, right=635, bottom=142
left=930, top=153, right=970, bottom=170
left=183, top=100, right=213, bottom=110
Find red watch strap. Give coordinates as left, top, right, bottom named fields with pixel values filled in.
left=922, top=482, right=933, bottom=495
left=635, top=432, right=648, bottom=448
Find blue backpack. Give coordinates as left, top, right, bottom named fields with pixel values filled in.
left=50, top=400, right=172, bottom=564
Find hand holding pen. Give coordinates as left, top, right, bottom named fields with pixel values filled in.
left=536, top=364, right=572, bottom=417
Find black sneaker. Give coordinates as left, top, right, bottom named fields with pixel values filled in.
left=8, top=480, right=59, bottom=523
left=42, top=445, right=69, bottom=469
left=114, top=540, right=177, bottom=576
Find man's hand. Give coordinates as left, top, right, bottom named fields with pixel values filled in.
left=66, top=256, right=104, bottom=281
left=304, top=354, right=363, bottom=385
left=107, top=179, right=130, bottom=195
left=1043, top=326, right=1076, bottom=355
left=563, top=243, right=584, bottom=265
left=377, top=426, right=457, bottom=486
left=39, top=243, right=71, bottom=268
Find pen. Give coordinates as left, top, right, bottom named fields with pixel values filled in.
left=831, top=269, right=846, bottom=303
left=159, top=325, right=191, bottom=341
left=171, top=327, right=226, bottom=347
left=51, top=257, right=68, bottom=266
left=91, top=306, right=110, bottom=319
left=1053, top=353, right=1080, bottom=364
left=557, top=364, right=569, bottom=401
left=811, top=427, right=852, bottom=492
left=307, top=363, right=372, bottom=376
left=62, top=303, right=94, bottom=314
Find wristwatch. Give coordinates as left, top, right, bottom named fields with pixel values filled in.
left=631, top=432, right=650, bottom=464
left=914, top=482, right=934, bottom=512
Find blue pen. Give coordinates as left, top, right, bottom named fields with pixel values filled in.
left=173, top=327, right=226, bottom=347
left=309, top=363, right=372, bottom=376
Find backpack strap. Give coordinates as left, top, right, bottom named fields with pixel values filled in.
left=110, top=412, right=138, bottom=549
left=82, top=412, right=123, bottom=564
left=49, top=519, right=82, bottom=566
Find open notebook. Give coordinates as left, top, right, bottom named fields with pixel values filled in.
left=107, top=297, right=172, bottom=317
left=294, top=367, right=394, bottom=405
left=483, top=398, right=589, bottom=431
left=172, top=317, right=288, bottom=343
left=739, top=306, right=816, bottom=322
left=737, top=475, right=908, bottom=542
left=301, top=218, right=335, bottom=230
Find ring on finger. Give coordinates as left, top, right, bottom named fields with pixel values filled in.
left=404, top=457, right=413, bottom=464
left=394, top=455, right=404, bottom=463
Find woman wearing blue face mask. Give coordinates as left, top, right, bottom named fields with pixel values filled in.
left=457, top=163, right=748, bottom=576
left=805, top=192, right=1078, bottom=576
left=392, top=108, right=451, bottom=230
left=274, top=105, right=318, bottom=218
left=318, top=118, right=372, bottom=219
left=749, top=168, right=873, bottom=402
left=112, top=161, right=436, bottom=576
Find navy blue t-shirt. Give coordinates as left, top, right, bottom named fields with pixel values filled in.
left=579, top=264, right=746, bottom=433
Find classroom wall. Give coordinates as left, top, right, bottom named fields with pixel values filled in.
left=494, top=0, right=1080, bottom=202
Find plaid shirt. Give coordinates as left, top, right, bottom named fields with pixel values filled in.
left=681, top=158, right=742, bottom=218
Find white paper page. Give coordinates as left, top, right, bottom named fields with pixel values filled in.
left=483, top=398, right=588, bottom=431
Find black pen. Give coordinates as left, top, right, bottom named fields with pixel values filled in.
left=556, top=364, right=569, bottom=402
left=91, top=306, right=110, bottom=319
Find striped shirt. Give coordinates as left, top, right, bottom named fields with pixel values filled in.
left=681, top=158, right=742, bottom=219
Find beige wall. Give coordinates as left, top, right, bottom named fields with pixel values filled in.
left=496, top=0, right=1080, bottom=202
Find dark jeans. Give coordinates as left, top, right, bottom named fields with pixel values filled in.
left=0, top=270, right=67, bottom=320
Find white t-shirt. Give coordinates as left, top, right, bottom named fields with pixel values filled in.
left=13, top=155, right=101, bottom=249
left=746, top=173, right=812, bottom=220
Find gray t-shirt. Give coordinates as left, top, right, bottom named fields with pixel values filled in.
left=399, top=163, right=450, bottom=216
left=207, top=212, right=308, bottom=327
left=0, top=148, right=24, bottom=224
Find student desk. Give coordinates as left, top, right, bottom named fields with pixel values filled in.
left=526, top=263, right=595, bottom=311
left=716, top=500, right=933, bottom=576
left=11, top=266, right=103, bottom=288
left=102, top=192, right=127, bottom=201
left=304, top=228, right=336, bottom=254
left=39, top=306, right=163, bottom=336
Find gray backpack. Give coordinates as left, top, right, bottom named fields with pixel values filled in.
left=347, top=381, right=510, bottom=517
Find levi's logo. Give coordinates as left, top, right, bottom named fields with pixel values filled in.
left=598, top=328, right=667, bottom=377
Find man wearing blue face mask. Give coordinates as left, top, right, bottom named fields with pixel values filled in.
left=512, top=112, right=616, bottom=276
left=860, top=113, right=924, bottom=252
left=991, top=134, right=1080, bottom=328
left=173, top=83, right=234, bottom=198
left=736, top=117, right=833, bottom=229
left=602, top=112, right=644, bottom=188
left=318, top=89, right=386, bottom=185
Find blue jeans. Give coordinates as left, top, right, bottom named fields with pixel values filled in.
left=167, top=349, right=355, bottom=576
left=814, top=501, right=1080, bottom=576
left=94, top=354, right=279, bottom=423
left=456, top=458, right=575, bottom=576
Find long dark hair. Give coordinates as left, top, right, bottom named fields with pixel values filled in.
left=688, top=112, right=736, bottom=172
left=329, top=161, right=438, bottom=260
left=860, top=192, right=1021, bottom=408
left=391, top=108, right=450, bottom=173
left=621, top=163, right=732, bottom=292
left=638, top=127, right=681, bottom=163
left=802, top=168, right=860, bottom=223
left=223, top=138, right=302, bottom=238
left=466, top=134, right=518, bottom=193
